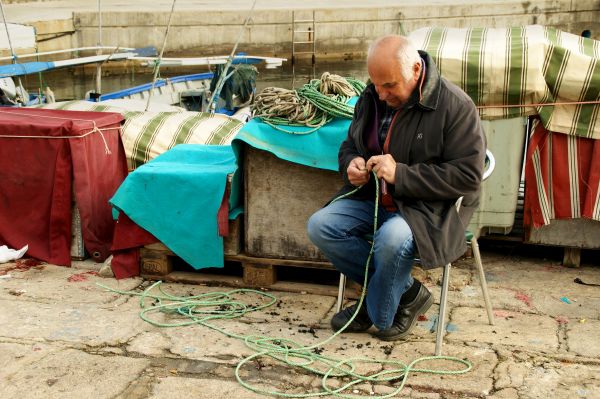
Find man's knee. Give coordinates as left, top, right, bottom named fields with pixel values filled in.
left=375, top=223, right=414, bottom=258
left=306, top=209, right=325, bottom=244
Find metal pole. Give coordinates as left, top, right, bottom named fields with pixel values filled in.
left=435, top=263, right=451, bottom=356
left=95, top=0, right=102, bottom=95
left=206, top=0, right=257, bottom=113
left=0, top=0, right=27, bottom=103
left=145, top=0, right=177, bottom=112
left=0, top=0, right=16, bottom=61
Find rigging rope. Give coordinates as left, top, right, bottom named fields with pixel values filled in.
left=98, top=173, right=472, bottom=398
left=144, top=0, right=177, bottom=112
left=207, top=0, right=258, bottom=113
left=252, top=72, right=366, bottom=134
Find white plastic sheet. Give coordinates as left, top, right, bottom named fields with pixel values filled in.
left=0, top=244, right=28, bottom=263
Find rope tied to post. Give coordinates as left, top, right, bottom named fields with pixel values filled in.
left=252, top=72, right=366, bottom=134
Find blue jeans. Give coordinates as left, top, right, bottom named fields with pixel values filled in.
left=307, top=198, right=415, bottom=330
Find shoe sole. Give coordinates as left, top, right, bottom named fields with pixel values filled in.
left=375, top=293, right=434, bottom=342
left=331, top=324, right=373, bottom=333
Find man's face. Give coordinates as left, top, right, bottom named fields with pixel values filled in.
left=367, top=58, right=419, bottom=109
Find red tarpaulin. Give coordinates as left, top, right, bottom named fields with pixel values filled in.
left=110, top=188, right=230, bottom=279
left=524, top=119, right=600, bottom=229
left=0, top=108, right=127, bottom=266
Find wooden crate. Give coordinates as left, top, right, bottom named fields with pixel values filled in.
left=243, top=146, right=342, bottom=261
left=140, top=216, right=242, bottom=275
left=223, top=215, right=242, bottom=256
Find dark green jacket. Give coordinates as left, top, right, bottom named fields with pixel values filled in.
left=336, top=51, right=486, bottom=268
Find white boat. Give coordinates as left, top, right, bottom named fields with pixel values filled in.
left=133, top=54, right=285, bottom=69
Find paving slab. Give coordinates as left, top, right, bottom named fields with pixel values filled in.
left=451, top=286, right=536, bottom=314
left=0, top=342, right=56, bottom=378
left=149, top=377, right=270, bottom=399
left=393, top=341, right=497, bottom=397
left=516, top=361, right=600, bottom=399
left=0, top=296, right=151, bottom=346
left=447, top=307, right=559, bottom=352
left=0, top=263, right=141, bottom=304
left=1, top=347, right=149, bottom=398
left=566, top=318, right=600, bottom=358
left=242, top=291, right=336, bottom=325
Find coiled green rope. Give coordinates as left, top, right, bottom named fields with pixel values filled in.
left=252, top=72, right=366, bottom=134
left=98, top=174, right=472, bottom=398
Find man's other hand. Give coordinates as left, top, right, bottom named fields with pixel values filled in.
left=347, top=157, right=370, bottom=186
left=366, top=154, right=397, bottom=184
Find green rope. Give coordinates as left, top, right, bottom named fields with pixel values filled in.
left=252, top=73, right=366, bottom=135
left=98, top=173, right=472, bottom=398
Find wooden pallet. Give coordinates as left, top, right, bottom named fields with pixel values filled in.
left=140, top=242, right=361, bottom=298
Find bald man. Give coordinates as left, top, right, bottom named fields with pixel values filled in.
left=308, top=35, right=485, bottom=341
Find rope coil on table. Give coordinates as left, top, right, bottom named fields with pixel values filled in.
left=252, top=72, right=366, bottom=134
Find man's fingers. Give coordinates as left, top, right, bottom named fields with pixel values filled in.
left=366, top=155, right=383, bottom=170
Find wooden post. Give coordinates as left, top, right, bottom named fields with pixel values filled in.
left=243, top=263, right=277, bottom=286
left=562, top=247, right=581, bottom=268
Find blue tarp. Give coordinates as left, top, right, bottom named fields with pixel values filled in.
left=110, top=144, right=240, bottom=269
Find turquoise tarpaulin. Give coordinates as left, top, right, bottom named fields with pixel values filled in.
left=232, top=97, right=357, bottom=171
left=109, top=144, right=241, bottom=269
left=108, top=102, right=355, bottom=270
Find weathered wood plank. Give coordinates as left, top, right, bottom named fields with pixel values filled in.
left=244, top=146, right=341, bottom=261
left=526, top=219, right=600, bottom=248
left=141, top=270, right=359, bottom=298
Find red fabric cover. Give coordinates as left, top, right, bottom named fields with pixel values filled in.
left=0, top=108, right=126, bottom=266
left=217, top=183, right=230, bottom=237
left=111, top=213, right=158, bottom=279
left=110, top=197, right=230, bottom=279
left=524, top=119, right=600, bottom=229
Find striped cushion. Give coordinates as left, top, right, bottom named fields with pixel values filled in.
left=410, top=26, right=600, bottom=139
left=36, top=100, right=243, bottom=169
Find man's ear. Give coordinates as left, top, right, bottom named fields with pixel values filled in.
left=412, top=62, right=421, bottom=80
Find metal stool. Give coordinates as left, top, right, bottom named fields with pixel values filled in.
left=335, top=150, right=496, bottom=356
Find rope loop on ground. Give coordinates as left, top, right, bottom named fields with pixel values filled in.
left=98, top=174, right=473, bottom=398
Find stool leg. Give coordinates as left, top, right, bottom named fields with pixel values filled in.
left=336, top=274, right=346, bottom=313
left=435, top=263, right=451, bottom=356
left=471, top=237, right=495, bottom=325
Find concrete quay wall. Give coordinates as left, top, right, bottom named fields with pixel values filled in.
left=25, top=1, right=600, bottom=60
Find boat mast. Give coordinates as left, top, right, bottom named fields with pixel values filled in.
left=95, top=0, right=102, bottom=95
left=0, top=0, right=27, bottom=103
left=145, top=0, right=177, bottom=112
left=207, top=0, right=257, bottom=114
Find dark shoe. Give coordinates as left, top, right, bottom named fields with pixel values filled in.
left=330, top=301, right=373, bottom=332
left=374, top=284, right=433, bottom=341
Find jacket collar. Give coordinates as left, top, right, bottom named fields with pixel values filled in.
left=417, top=50, right=441, bottom=111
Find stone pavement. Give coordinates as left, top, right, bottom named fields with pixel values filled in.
left=1, top=248, right=599, bottom=399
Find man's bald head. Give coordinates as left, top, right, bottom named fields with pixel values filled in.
left=366, top=35, right=423, bottom=108
left=367, top=35, right=421, bottom=82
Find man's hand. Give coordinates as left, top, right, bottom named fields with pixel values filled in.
left=347, top=157, right=370, bottom=186
left=366, top=154, right=397, bottom=184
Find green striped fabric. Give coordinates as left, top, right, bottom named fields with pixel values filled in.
left=410, top=26, right=600, bottom=139
left=34, top=100, right=244, bottom=169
